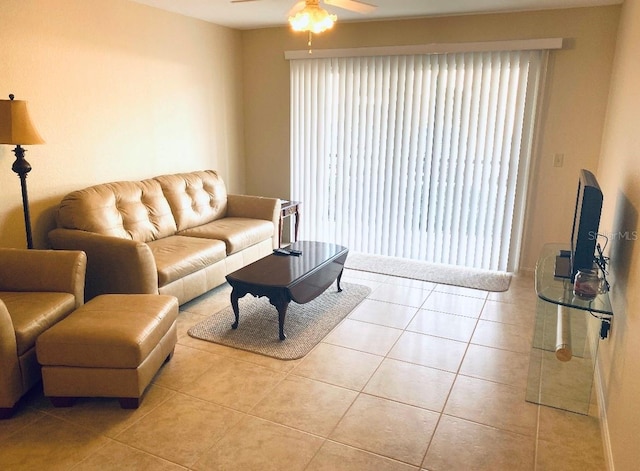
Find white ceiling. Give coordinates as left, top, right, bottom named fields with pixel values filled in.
left=129, top=0, right=622, bottom=30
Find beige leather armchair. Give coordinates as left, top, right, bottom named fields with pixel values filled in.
left=0, top=248, right=86, bottom=419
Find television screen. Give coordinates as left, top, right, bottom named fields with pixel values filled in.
left=570, top=169, right=603, bottom=279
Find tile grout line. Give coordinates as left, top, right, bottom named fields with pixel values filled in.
left=419, top=294, right=488, bottom=467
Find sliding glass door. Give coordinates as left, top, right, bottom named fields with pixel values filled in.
left=290, top=49, right=545, bottom=272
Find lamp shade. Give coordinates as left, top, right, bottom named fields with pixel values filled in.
left=0, top=97, right=45, bottom=145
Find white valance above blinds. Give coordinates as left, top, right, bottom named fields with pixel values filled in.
left=284, top=38, right=563, bottom=60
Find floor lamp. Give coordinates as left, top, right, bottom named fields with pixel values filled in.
left=0, top=94, right=45, bottom=249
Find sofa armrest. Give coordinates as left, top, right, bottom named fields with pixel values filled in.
left=0, top=248, right=87, bottom=308
left=227, top=195, right=280, bottom=248
left=227, top=194, right=280, bottom=222
left=48, top=228, right=159, bottom=300
left=0, top=300, right=21, bottom=410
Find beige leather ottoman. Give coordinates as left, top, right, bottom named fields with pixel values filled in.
left=36, top=294, right=178, bottom=409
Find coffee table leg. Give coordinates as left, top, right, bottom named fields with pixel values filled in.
left=276, top=302, right=289, bottom=341
left=230, top=288, right=240, bottom=329
left=268, top=293, right=290, bottom=341
left=336, top=268, right=344, bottom=292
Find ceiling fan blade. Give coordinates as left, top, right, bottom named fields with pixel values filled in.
left=230, top=0, right=261, bottom=3
left=324, top=0, right=377, bottom=14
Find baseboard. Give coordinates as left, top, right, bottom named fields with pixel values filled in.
left=595, top=357, right=614, bottom=470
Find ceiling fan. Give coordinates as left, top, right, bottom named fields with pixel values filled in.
left=231, top=0, right=378, bottom=25
left=294, top=0, right=377, bottom=15
left=231, top=0, right=377, bottom=49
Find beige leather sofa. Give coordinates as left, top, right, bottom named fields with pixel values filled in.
left=0, top=248, right=86, bottom=419
left=49, top=170, right=280, bottom=304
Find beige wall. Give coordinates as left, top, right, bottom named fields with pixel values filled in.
left=242, top=6, right=620, bottom=271
left=0, top=0, right=244, bottom=249
left=595, top=0, right=640, bottom=468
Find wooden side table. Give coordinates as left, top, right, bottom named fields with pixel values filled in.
left=279, top=200, right=300, bottom=248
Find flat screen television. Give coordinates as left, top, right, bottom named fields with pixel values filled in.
left=555, top=169, right=603, bottom=280
left=571, top=169, right=603, bottom=278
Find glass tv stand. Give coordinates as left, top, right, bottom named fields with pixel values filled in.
left=525, top=243, right=613, bottom=415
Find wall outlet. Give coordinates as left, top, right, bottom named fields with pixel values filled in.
left=553, top=153, right=564, bottom=167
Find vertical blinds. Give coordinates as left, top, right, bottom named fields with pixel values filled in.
left=290, top=50, right=544, bottom=271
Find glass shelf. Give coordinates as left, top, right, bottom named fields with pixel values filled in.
left=535, top=243, right=613, bottom=317
left=526, top=243, right=613, bottom=415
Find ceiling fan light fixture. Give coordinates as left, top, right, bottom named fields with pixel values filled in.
left=289, top=1, right=337, bottom=34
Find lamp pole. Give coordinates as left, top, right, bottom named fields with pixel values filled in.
left=11, top=144, right=33, bottom=249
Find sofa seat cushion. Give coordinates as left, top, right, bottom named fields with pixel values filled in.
left=0, top=291, right=76, bottom=356
left=147, top=236, right=227, bottom=287
left=178, top=217, right=274, bottom=255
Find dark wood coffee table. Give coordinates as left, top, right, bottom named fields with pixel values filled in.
left=225, top=241, right=348, bottom=340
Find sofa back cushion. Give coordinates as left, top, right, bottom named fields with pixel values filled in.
left=56, top=179, right=178, bottom=242
left=154, top=170, right=228, bottom=231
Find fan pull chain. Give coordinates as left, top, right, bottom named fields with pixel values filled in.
left=308, top=31, right=313, bottom=54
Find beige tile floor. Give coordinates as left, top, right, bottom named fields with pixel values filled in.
left=0, top=268, right=607, bottom=470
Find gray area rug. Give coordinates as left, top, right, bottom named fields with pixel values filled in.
left=345, top=252, right=512, bottom=292
left=188, top=283, right=370, bottom=360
